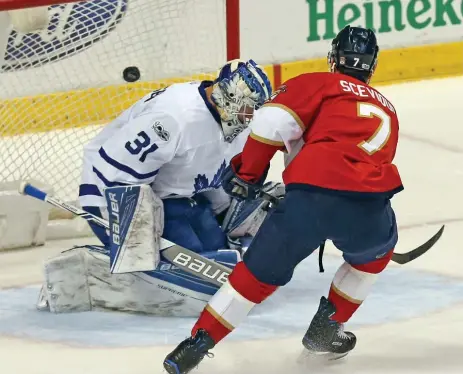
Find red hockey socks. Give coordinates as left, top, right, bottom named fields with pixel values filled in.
left=192, top=262, right=278, bottom=343
left=328, top=249, right=394, bottom=323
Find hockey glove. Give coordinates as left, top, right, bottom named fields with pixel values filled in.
left=221, top=154, right=267, bottom=201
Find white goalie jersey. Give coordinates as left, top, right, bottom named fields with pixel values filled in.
left=79, top=81, right=249, bottom=212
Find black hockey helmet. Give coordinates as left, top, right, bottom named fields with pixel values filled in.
left=328, top=25, right=379, bottom=83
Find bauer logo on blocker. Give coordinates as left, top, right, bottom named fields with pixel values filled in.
left=2, top=0, right=128, bottom=71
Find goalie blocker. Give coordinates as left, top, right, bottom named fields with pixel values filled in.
left=105, top=184, right=164, bottom=274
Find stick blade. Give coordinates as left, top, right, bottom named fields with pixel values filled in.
left=392, top=225, right=445, bottom=265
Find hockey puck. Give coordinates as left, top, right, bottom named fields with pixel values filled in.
left=123, top=66, right=141, bottom=82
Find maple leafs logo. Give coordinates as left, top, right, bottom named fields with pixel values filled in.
left=193, top=160, right=227, bottom=194
left=210, top=160, right=226, bottom=188
left=193, top=174, right=209, bottom=193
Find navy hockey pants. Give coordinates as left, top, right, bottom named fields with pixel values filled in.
left=84, top=195, right=227, bottom=254
left=243, top=187, right=398, bottom=286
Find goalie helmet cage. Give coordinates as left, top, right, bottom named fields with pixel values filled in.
left=0, top=0, right=240, bottom=205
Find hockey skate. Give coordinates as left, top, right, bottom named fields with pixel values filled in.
left=163, top=329, right=215, bottom=374
left=300, top=297, right=356, bottom=362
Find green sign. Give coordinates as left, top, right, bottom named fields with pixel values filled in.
left=307, top=0, right=463, bottom=42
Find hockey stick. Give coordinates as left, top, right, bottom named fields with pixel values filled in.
left=19, top=182, right=232, bottom=287
left=259, top=191, right=444, bottom=265
left=390, top=224, right=445, bottom=264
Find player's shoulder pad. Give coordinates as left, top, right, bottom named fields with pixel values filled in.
left=152, top=83, right=198, bottom=111
left=161, top=82, right=209, bottom=121
left=141, top=84, right=203, bottom=138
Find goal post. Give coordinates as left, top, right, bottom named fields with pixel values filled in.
left=225, top=0, right=239, bottom=61
left=0, top=0, right=240, bottom=206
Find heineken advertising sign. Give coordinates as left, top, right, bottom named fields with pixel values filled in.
left=307, top=0, right=463, bottom=42
left=240, top=0, right=463, bottom=62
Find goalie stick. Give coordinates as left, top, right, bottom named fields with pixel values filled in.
left=19, top=182, right=232, bottom=287
left=260, top=191, right=444, bottom=265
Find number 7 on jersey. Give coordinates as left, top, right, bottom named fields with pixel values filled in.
left=357, top=102, right=392, bottom=155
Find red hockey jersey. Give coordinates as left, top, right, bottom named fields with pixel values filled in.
left=238, top=72, right=403, bottom=197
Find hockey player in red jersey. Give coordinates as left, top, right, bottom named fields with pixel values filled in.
left=163, top=26, right=403, bottom=373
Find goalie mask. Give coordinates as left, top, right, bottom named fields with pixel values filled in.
left=212, top=59, right=272, bottom=142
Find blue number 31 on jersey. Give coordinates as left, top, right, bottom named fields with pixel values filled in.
left=125, top=131, right=159, bottom=162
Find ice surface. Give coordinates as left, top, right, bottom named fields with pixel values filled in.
left=1, top=77, right=463, bottom=373
left=1, top=252, right=463, bottom=348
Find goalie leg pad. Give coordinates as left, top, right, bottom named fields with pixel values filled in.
left=105, top=185, right=164, bottom=273
left=40, top=248, right=91, bottom=313
left=39, top=246, right=213, bottom=316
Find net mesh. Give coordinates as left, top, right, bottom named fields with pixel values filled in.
left=0, top=0, right=226, bottom=202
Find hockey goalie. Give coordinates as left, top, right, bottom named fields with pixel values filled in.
left=36, top=59, right=285, bottom=317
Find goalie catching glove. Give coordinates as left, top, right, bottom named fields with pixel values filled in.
left=221, top=153, right=269, bottom=201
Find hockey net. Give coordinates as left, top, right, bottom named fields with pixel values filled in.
left=0, top=0, right=238, bottom=208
